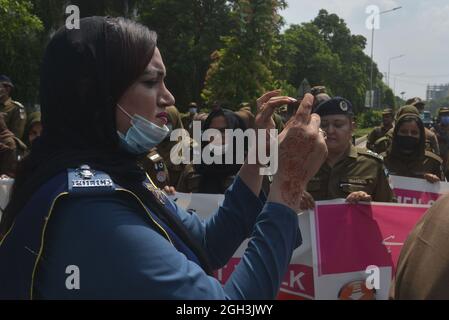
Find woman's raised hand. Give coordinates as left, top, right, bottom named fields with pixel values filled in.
left=268, top=93, right=328, bottom=212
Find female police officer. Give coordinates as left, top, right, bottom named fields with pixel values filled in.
left=0, top=17, right=327, bottom=299
left=301, top=97, right=394, bottom=210
left=382, top=108, right=444, bottom=183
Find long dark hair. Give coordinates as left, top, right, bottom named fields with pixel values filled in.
left=0, top=17, right=212, bottom=274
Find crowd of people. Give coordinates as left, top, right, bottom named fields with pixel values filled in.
left=0, top=75, right=42, bottom=178
left=0, top=16, right=449, bottom=300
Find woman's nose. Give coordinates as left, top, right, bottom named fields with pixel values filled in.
left=159, top=82, right=175, bottom=107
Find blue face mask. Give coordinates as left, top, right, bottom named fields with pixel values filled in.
left=117, top=104, right=169, bottom=154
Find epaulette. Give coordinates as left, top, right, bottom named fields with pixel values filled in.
left=358, top=148, right=384, bottom=161
left=374, top=135, right=390, bottom=146
left=143, top=149, right=164, bottom=166
left=424, top=151, right=443, bottom=164
left=67, top=165, right=116, bottom=195
left=11, top=100, right=25, bottom=109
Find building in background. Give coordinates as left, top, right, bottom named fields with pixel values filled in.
left=427, top=84, right=449, bottom=101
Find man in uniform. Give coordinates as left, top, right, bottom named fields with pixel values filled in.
left=302, top=97, right=394, bottom=208
left=373, top=105, right=440, bottom=155
left=0, top=75, right=27, bottom=140
left=139, top=106, right=186, bottom=189
left=431, top=107, right=449, bottom=179
left=181, top=102, right=198, bottom=135
left=366, top=108, right=394, bottom=151
left=0, top=113, right=18, bottom=177
left=157, top=106, right=187, bottom=188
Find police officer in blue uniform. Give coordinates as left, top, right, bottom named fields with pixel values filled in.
left=0, top=17, right=327, bottom=299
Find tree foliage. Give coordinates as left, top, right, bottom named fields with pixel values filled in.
left=1, top=3, right=399, bottom=114
left=0, top=0, right=44, bottom=106
left=138, top=0, right=233, bottom=111
left=276, top=9, right=385, bottom=113
left=201, top=0, right=286, bottom=109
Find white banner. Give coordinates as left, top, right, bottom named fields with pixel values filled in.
left=171, top=193, right=431, bottom=300
left=0, top=178, right=14, bottom=221
left=170, top=192, right=315, bottom=299
left=390, top=175, right=449, bottom=205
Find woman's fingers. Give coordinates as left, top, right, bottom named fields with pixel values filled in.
left=302, top=192, right=315, bottom=210
left=310, top=113, right=321, bottom=133
left=424, top=173, right=440, bottom=183
left=293, top=93, right=314, bottom=124
left=257, top=96, right=296, bottom=129
left=257, top=89, right=282, bottom=110
left=163, top=186, right=176, bottom=195
left=346, top=191, right=372, bottom=203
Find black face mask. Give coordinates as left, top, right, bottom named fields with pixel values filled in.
left=397, top=135, right=419, bottom=153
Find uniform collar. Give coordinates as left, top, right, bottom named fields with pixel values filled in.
left=0, top=97, right=12, bottom=107
left=348, top=144, right=358, bottom=159
left=325, top=143, right=356, bottom=169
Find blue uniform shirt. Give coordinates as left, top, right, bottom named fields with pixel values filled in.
left=30, top=175, right=301, bottom=299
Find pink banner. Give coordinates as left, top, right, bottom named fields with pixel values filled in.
left=312, top=201, right=429, bottom=299
left=214, top=258, right=315, bottom=300
left=393, top=188, right=440, bottom=205
left=315, top=203, right=427, bottom=275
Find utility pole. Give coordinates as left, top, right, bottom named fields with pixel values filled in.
left=369, top=6, right=402, bottom=108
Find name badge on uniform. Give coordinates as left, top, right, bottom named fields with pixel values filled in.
left=68, top=165, right=115, bottom=195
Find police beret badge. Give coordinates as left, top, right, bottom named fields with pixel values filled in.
left=340, top=100, right=348, bottom=112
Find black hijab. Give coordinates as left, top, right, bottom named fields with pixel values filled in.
left=195, top=108, right=247, bottom=194
left=390, top=114, right=426, bottom=161
left=0, top=17, right=212, bottom=274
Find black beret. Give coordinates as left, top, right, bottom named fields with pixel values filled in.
left=314, top=97, right=353, bottom=117
left=0, top=75, right=14, bottom=87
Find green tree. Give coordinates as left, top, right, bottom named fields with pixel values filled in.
left=274, top=9, right=381, bottom=114
left=382, top=86, right=396, bottom=109
left=0, top=0, right=44, bottom=106
left=275, top=23, right=341, bottom=96
left=69, top=0, right=142, bottom=17
left=201, top=0, right=286, bottom=109
left=138, top=0, right=233, bottom=110
left=311, top=9, right=379, bottom=113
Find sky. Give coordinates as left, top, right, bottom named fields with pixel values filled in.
left=281, top=0, right=449, bottom=101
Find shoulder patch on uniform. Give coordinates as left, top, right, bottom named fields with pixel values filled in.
left=67, top=165, right=115, bottom=195
left=374, top=135, right=390, bottom=145
left=358, top=148, right=384, bottom=161
left=425, top=151, right=443, bottom=164
left=12, top=100, right=25, bottom=109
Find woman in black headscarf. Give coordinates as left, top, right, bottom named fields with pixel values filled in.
left=0, top=17, right=327, bottom=299
left=383, top=106, right=444, bottom=183
left=177, top=108, right=247, bottom=194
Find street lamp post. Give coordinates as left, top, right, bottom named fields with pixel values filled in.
left=388, top=54, right=405, bottom=87
left=392, top=72, right=406, bottom=98
left=369, top=6, right=402, bottom=108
